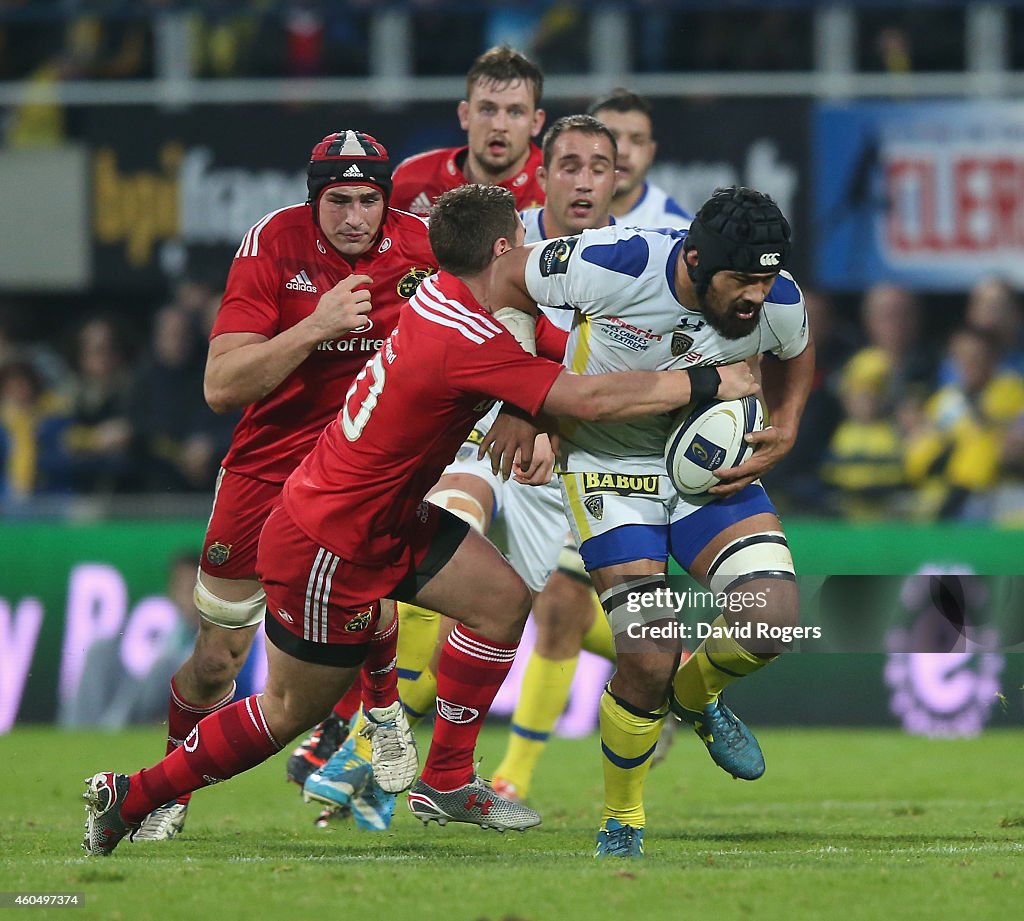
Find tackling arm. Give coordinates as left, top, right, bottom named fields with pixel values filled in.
left=543, top=363, right=759, bottom=423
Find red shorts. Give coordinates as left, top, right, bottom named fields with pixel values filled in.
left=200, top=468, right=283, bottom=579
left=256, top=501, right=468, bottom=666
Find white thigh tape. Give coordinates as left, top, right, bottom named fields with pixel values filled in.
left=428, top=488, right=487, bottom=534
left=194, top=570, right=267, bottom=629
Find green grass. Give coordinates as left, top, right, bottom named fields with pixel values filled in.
left=1, top=726, right=1020, bottom=921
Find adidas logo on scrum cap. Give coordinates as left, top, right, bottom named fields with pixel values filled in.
left=307, top=130, right=392, bottom=204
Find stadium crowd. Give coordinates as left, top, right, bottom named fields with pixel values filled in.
left=4, top=275, right=1024, bottom=524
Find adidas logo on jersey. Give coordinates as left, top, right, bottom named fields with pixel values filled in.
left=285, top=270, right=318, bottom=293
left=409, top=192, right=432, bottom=214
left=343, top=164, right=364, bottom=178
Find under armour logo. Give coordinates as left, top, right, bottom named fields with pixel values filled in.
left=465, top=793, right=493, bottom=814
left=759, top=252, right=781, bottom=267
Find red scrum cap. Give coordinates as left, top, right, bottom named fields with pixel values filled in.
left=306, top=130, right=392, bottom=209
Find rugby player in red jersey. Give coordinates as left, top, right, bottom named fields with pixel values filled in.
left=82, top=184, right=758, bottom=853
left=126, top=130, right=437, bottom=842
left=390, top=45, right=546, bottom=217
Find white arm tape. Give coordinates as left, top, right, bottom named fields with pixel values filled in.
left=493, top=307, right=537, bottom=356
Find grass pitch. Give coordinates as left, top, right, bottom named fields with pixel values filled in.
left=0, top=725, right=1020, bottom=921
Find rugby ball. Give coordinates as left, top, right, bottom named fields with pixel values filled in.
left=665, top=396, right=763, bottom=496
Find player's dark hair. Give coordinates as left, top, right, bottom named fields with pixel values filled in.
left=540, top=114, right=617, bottom=169
left=466, top=45, right=544, bottom=108
left=587, top=88, right=653, bottom=121
left=684, top=186, right=792, bottom=298
left=429, top=185, right=518, bottom=277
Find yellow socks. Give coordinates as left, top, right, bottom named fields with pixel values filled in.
left=396, top=602, right=441, bottom=726
left=672, top=614, right=769, bottom=712
left=580, top=594, right=616, bottom=662
left=599, top=687, right=665, bottom=828
left=493, top=653, right=578, bottom=796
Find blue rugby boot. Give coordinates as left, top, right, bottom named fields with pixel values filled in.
left=594, top=818, right=644, bottom=858
left=350, top=777, right=397, bottom=831
left=671, top=695, right=765, bottom=780
left=303, top=736, right=372, bottom=810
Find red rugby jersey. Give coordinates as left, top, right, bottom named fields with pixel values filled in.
left=213, top=204, right=436, bottom=483
left=390, top=145, right=546, bottom=217
left=282, top=271, right=564, bottom=564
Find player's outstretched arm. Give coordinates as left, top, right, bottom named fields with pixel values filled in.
left=204, top=275, right=373, bottom=413
left=543, top=362, right=759, bottom=423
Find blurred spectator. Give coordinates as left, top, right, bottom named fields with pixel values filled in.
left=531, top=2, right=586, bottom=74
left=5, top=49, right=87, bottom=148
left=283, top=3, right=324, bottom=77
left=765, top=289, right=855, bottom=510
left=850, top=282, right=934, bottom=409
left=0, top=306, right=68, bottom=389
left=876, top=27, right=912, bottom=74
left=60, top=551, right=202, bottom=729
left=59, top=316, right=136, bottom=493
left=130, top=304, right=219, bottom=492
left=194, top=3, right=264, bottom=79
left=820, top=348, right=906, bottom=520
left=0, top=358, right=71, bottom=502
left=939, top=277, right=1024, bottom=385
left=859, top=9, right=964, bottom=73
left=905, top=326, right=1024, bottom=520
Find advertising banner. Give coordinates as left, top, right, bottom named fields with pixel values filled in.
left=75, top=97, right=811, bottom=290
left=3, top=521, right=1022, bottom=736
left=814, top=100, right=1024, bottom=291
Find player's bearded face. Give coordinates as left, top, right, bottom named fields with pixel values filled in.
left=698, top=271, right=777, bottom=340
left=461, top=79, right=542, bottom=178
left=318, top=185, right=386, bottom=257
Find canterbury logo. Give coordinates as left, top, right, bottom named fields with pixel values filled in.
left=286, top=270, right=318, bottom=292
left=759, top=253, right=781, bottom=267
left=343, top=164, right=364, bottom=178
left=436, top=697, right=480, bottom=724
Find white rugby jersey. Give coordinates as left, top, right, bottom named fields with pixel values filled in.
left=524, top=225, right=809, bottom=474
left=519, top=206, right=614, bottom=333
left=618, top=182, right=692, bottom=231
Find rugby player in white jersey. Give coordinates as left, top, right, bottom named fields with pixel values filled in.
left=487, top=186, right=814, bottom=857
left=491, top=115, right=623, bottom=800
left=589, top=89, right=692, bottom=231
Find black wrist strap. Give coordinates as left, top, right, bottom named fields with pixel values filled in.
left=687, top=366, right=721, bottom=404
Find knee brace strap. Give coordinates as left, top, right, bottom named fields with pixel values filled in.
left=706, top=531, right=795, bottom=595
left=598, top=574, right=670, bottom=637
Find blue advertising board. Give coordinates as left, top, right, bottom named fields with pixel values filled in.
left=814, top=100, right=1024, bottom=291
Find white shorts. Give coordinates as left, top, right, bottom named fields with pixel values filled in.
left=559, top=470, right=777, bottom=573
left=440, top=405, right=505, bottom=516
left=504, top=478, right=573, bottom=592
